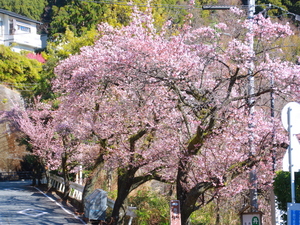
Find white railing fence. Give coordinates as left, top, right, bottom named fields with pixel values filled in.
left=48, top=174, right=135, bottom=222
left=49, top=174, right=115, bottom=208
left=49, top=174, right=84, bottom=201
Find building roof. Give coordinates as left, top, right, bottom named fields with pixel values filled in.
left=0, top=8, right=42, bottom=24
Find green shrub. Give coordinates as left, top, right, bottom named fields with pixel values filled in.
left=128, top=188, right=170, bottom=225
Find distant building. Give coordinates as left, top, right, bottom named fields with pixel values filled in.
left=0, top=8, right=46, bottom=52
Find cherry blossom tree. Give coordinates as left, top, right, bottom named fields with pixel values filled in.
left=4, top=99, right=96, bottom=200
left=5, top=6, right=300, bottom=224
left=52, top=7, right=300, bottom=224
left=51, top=7, right=299, bottom=224
left=54, top=70, right=180, bottom=218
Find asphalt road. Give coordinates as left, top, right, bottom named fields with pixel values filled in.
left=0, top=180, right=86, bottom=225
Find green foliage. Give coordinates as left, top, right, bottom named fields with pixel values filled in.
left=35, top=28, right=98, bottom=100
left=0, top=45, right=43, bottom=99
left=128, top=188, right=170, bottom=225
left=49, top=0, right=218, bottom=38
left=256, top=0, right=300, bottom=16
left=273, top=171, right=300, bottom=223
left=47, top=27, right=98, bottom=59
left=108, top=189, right=118, bottom=200
left=190, top=204, right=214, bottom=224
left=278, top=34, right=300, bottom=62
left=19, top=140, right=45, bottom=184
left=21, top=154, right=44, bottom=172
left=50, top=0, right=108, bottom=37
left=274, top=171, right=300, bottom=211
left=127, top=189, right=239, bottom=224
left=0, top=0, right=47, bottom=21
left=189, top=200, right=240, bottom=224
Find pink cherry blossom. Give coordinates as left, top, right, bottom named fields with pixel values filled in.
left=5, top=8, right=299, bottom=224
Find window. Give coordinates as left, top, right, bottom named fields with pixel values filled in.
left=9, top=20, right=15, bottom=35
left=16, top=20, right=31, bottom=33
left=17, top=25, right=30, bottom=33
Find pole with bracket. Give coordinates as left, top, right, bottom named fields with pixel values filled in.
left=247, top=0, right=258, bottom=212
left=288, top=107, right=296, bottom=203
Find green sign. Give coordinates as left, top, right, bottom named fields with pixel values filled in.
left=252, top=216, right=260, bottom=225
left=242, top=213, right=261, bottom=225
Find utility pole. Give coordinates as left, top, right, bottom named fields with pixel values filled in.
left=247, top=0, right=258, bottom=212
left=202, top=0, right=258, bottom=212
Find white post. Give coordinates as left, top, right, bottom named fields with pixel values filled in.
left=281, top=102, right=300, bottom=204
left=288, top=107, right=296, bottom=203
left=79, top=165, right=83, bottom=185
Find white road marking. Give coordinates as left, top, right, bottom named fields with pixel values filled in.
left=18, top=208, right=48, bottom=217
left=34, top=187, right=87, bottom=224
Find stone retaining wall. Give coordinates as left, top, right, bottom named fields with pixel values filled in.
left=0, top=85, right=26, bottom=171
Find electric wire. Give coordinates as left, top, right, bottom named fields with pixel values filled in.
left=1, top=2, right=299, bottom=25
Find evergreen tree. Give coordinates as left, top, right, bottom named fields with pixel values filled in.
left=0, top=0, right=47, bottom=21
left=257, top=0, right=300, bottom=17
left=49, top=0, right=217, bottom=38
left=50, top=0, right=107, bottom=37
left=274, top=171, right=300, bottom=223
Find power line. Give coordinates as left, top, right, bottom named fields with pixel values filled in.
left=3, top=1, right=299, bottom=21
left=0, top=1, right=261, bottom=10
left=80, top=0, right=195, bottom=9
left=62, top=0, right=300, bottom=21
left=266, top=4, right=300, bottom=21
left=2, top=0, right=199, bottom=10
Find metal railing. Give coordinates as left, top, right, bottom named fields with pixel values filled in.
left=48, top=174, right=136, bottom=222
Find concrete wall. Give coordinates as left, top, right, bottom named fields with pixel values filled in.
left=0, top=85, right=26, bottom=172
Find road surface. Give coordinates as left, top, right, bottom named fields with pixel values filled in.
left=0, top=180, right=86, bottom=225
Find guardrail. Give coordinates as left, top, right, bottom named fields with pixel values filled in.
left=49, top=174, right=114, bottom=208
left=49, top=174, right=136, bottom=221
left=49, top=174, right=84, bottom=201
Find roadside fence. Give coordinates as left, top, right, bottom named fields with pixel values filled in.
left=48, top=174, right=136, bottom=223
left=49, top=174, right=115, bottom=208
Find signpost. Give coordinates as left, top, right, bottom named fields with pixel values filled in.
left=281, top=102, right=300, bottom=203
left=288, top=203, right=300, bottom=225
left=241, top=212, right=262, bottom=225
left=170, top=200, right=181, bottom=225
left=281, top=102, right=300, bottom=225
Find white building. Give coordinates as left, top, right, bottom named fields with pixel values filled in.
left=0, top=8, right=46, bottom=52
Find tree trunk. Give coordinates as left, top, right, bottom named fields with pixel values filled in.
left=45, top=169, right=51, bottom=189
left=62, top=154, right=70, bottom=200
left=31, top=167, right=38, bottom=186
left=176, top=155, right=259, bottom=224
left=111, top=169, right=137, bottom=225
left=176, top=164, right=214, bottom=225
left=80, top=154, right=105, bottom=212
left=176, top=168, right=193, bottom=225
left=32, top=177, right=36, bottom=186
left=62, top=177, right=70, bottom=200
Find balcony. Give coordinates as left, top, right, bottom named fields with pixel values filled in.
left=6, top=33, right=42, bottom=49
